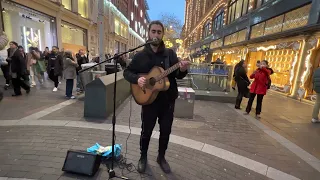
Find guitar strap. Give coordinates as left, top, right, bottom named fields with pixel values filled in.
left=164, top=49, right=170, bottom=70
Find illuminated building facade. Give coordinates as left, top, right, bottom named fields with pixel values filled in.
left=183, top=0, right=320, bottom=101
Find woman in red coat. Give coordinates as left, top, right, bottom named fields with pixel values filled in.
left=245, top=60, right=271, bottom=118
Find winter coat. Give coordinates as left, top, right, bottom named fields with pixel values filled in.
left=235, top=66, right=250, bottom=93
left=63, top=57, right=78, bottom=79
left=47, top=53, right=63, bottom=76
left=249, top=67, right=271, bottom=95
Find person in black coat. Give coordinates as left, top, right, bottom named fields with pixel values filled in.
left=234, top=60, right=250, bottom=109
left=11, top=43, right=30, bottom=96
left=75, top=49, right=88, bottom=92
left=123, top=21, right=189, bottom=174
left=47, top=46, right=63, bottom=91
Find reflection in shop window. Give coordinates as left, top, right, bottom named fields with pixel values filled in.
left=78, top=0, right=88, bottom=18
left=264, top=15, right=284, bottom=35
left=228, top=0, right=249, bottom=24
left=282, top=4, right=311, bottom=31
left=212, top=10, right=224, bottom=32
left=255, top=0, right=273, bottom=9
left=203, top=20, right=211, bottom=38
left=62, top=0, right=71, bottom=10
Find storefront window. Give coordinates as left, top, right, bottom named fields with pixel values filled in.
left=115, top=19, right=120, bottom=35
left=61, top=22, right=87, bottom=47
left=228, top=0, right=249, bottom=24
left=62, top=0, right=71, bottom=10
left=246, top=47, right=298, bottom=94
left=78, top=0, right=88, bottom=18
left=212, top=10, right=224, bottom=32
left=2, top=1, right=57, bottom=51
left=256, top=0, right=273, bottom=9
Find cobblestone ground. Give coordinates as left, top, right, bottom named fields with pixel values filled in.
left=241, top=91, right=320, bottom=159
left=1, top=76, right=320, bottom=179
left=40, top=98, right=320, bottom=179
left=0, top=77, right=69, bottom=120
left=0, top=126, right=271, bottom=180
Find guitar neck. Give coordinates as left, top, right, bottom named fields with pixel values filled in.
left=156, top=63, right=180, bottom=81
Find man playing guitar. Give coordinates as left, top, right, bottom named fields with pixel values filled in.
left=123, top=20, right=189, bottom=173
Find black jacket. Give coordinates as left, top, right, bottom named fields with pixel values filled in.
left=76, top=53, right=89, bottom=74
left=11, top=50, right=27, bottom=76
left=235, top=66, right=250, bottom=93
left=123, top=42, right=188, bottom=102
left=47, top=52, right=63, bottom=76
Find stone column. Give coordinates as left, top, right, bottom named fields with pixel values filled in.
left=71, top=0, right=78, bottom=14
left=98, top=0, right=105, bottom=65
left=56, top=9, right=62, bottom=49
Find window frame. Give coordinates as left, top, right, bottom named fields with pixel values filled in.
left=203, top=20, right=211, bottom=38
left=212, top=10, right=225, bottom=32
left=227, top=0, right=249, bottom=24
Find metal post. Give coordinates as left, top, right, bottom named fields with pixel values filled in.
left=98, top=0, right=105, bottom=68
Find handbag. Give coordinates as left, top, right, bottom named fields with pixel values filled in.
left=240, top=76, right=250, bottom=98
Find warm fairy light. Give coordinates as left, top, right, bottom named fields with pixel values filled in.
left=187, top=1, right=227, bottom=39
left=257, top=45, right=276, bottom=51
left=290, top=53, right=298, bottom=84
left=300, top=51, right=312, bottom=86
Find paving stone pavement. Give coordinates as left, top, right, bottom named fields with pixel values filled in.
left=39, top=97, right=320, bottom=180
left=0, top=76, right=73, bottom=120
left=0, top=126, right=272, bottom=180
left=240, top=91, right=320, bottom=159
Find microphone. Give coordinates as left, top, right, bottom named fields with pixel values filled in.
left=146, top=38, right=159, bottom=45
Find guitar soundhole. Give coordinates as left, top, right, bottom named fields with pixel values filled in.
left=149, top=77, right=156, bottom=86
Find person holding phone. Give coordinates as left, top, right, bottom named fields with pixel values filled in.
left=244, top=60, right=271, bottom=118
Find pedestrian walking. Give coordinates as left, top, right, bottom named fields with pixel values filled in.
left=311, top=67, right=320, bottom=123
left=47, top=46, right=63, bottom=92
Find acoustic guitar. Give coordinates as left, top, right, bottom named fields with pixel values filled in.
left=131, top=62, right=183, bottom=105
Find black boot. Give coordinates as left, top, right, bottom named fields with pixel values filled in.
left=157, top=155, right=171, bottom=173
left=137, top=154, right=147, bottom=173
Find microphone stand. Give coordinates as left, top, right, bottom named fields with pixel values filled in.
left=79, top=41, right=152, bottom=180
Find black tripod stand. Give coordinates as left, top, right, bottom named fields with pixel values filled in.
left=79, top=41, right=154, bottom=180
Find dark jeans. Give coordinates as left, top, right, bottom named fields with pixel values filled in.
left=49, top=69, right=59, bottom=88
left=235, top=92, right=244, bottom=108
left=65, top=79, right=74, bottom=97
left=12, top=75, right=30, bottom=95
left=140, top=97, right=175, bottom=156
left=1, top=63, right=11, bottom=84
left=246, top=93, right=264, bottom=115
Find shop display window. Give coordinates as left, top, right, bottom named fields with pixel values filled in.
left=78, top=0, right=88, bottom=18
left=61, top=22, right=86, bottom=47
left=62, top=0, right=71, bottom=10
left=2, top=1, right=56, bottom=51
left=247, top=49, right=297, bottom=94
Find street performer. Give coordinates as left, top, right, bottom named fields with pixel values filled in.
left=123, top=20, right=189, bottom=174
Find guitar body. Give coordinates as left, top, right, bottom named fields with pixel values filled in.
left=131, top=66, right=170, bottom=105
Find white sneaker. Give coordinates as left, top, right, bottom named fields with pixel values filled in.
left=59, top=82, right=61, bottom=84
left=70, top=96, right=76, bottom=99
left=311, top=118, right=320, bottom=123
left=53, top=87, right=58, bottom=92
